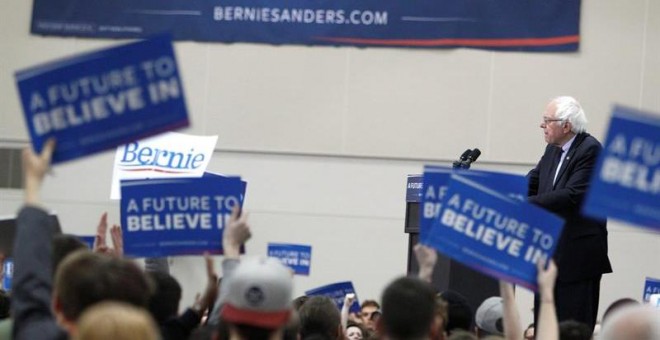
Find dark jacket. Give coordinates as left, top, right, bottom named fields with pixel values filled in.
left=528, top=132, right=613, bottom=282
left=12, top=206, right=68, bottom=340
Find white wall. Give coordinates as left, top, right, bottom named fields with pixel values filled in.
left=1, top=0, right=659, bottom=327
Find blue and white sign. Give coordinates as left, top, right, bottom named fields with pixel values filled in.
left=426, top=174, right=564, bottom=290
left=120, top=175, right=245, bottom=257
left=203, top=172, right=248, bottom=205
left=268, top=243, right=312, bottom=276
left=583, top=106, right=660, bottom=232
left=420, top=166, right=528, bottom=244
left=15, top=35, right=189, bottom=163
left=110, top=132, right=218, bottom=199
left=306, top=281, right=360, bottom=313
left=406, top=175, right=423, bottom=202
left=644, top=277, right=660, bottom=304
left=30, top=0, right=580, bottom=52
left=2, top=259, right=13, bottom=291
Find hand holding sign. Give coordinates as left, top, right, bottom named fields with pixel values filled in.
left=424, top=173, right=563, bottom=290
left=120, top=175, right=246, bottom=257
left=341, top=293, right=358, bottom=330
left=23, top=138, right=55, bottom=206
left=537, top=260, right=558, bottom=304
left=536, top=260, right=559, bottom=340
left=16, top=36, right=189, bottom=163
left=223, top=207, right=251, bottom=259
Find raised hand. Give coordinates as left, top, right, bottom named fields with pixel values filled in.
left=93, top=212, right=123, bottom=257
left=537, top=259, right=558, bottom=303
left=222, top=206, right=251, bottom=258
left=414, top=244, right=437, bottom=283
left=193, top=253, right=219, bottom=317
left=23, top=138, right=55, bottom=205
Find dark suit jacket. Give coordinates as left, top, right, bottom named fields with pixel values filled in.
left=12, top=206, right=68, bottom=340
left=528, top=132, right=612, bottom=283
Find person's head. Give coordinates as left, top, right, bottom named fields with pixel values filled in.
left=147, top=271, right=183, bottom=324
left=293, top=295, right=310, bottom=311
left=523, top=323, right=535, bottom=340
left=73, top=301, right=159, bottom=340
left=540, top=96, right=587, bottom=146
left=431, top=296, right=449, bottom=340
left=360, top=300, right=381, bottom=331
left=298, top=296, right=342, bottom=340
left=439, top=291, right=473, bottom=335
left=346, top=321, right=366, bottom=340
left=283, top=309, right=301, bottom=340
left=474, top=297, right=503, bottom=338
left=602, top=298, right=639, bottom=324
left=52, top=234, right=87, bottom=273
left=558, top=320, right=592, bottom=340
left=379, top=276, right=436, bottom=340
left=221, top=256, right=293, bottom=339
left=53, top=251, right=154, bottom=331
left=600, top=305, right=660, bottom=340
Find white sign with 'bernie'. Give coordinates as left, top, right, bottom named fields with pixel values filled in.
left=110, top=132, right=218, bottom=199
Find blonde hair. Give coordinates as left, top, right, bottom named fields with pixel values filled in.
left=73, top=302, right=159, bottom=340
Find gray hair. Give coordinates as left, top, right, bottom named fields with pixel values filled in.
left=552, top=96, right=588, bottom=133
left=600, top=305, right=660, bottom=340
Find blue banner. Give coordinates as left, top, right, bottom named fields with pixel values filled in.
left=644, top=277, right=660, bottom=304
left=426, top=174, right=563, bottom=290
left=2, top=259, right=13, bottom=291
left=120, top=175, right=245, bottom=257
left=268, top=243, right=312, bottom=276
left=30, top=0, right=580, bottom=52
left=583, top=106, right=660, bottom=232
left=420, top=166, right=528, bottom=244
left=306, top=281, right=361, bottom=313
left=15, top=35, right=189, bottom=163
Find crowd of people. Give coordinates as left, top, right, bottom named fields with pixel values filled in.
left=1, top=101, right=659, bottom=340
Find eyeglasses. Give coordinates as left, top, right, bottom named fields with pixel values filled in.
left=361, top=311, right=381, bottom=319
left=542, top=117, right=565, bottom=125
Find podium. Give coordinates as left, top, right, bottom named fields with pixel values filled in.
left=404, top=175, right=499, bottom=320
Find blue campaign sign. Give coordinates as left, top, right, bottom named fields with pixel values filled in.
left=203, top=172, right=248, bottom=205
left=120, top=175, right=245, bottom=257
left=644, top=277, right=660, bottom=303
left=2, top=259, right=13, bottom=291
left=268, top=243, right=312, bottom=276
left=306, top=281, right=360, bottom=313
left=420, top=166, right=528, bottom=244
left=76, top=235, right=96, bottom=249
left=425, top=174, right=564, bottom=290
left=31, top=0, right=579, bottom=52
left=15, top=35, right=189, bottom=163
left=583, top=106, right=660, bottom=232
left=406, top=175, right=423, bottom=203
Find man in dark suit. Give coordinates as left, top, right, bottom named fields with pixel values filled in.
left=527, top=97, right=612, bottom=331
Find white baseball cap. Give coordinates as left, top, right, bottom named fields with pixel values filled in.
left=221, top=256, right=293, bottom=329
left=475, top=297, right=504, bottom=335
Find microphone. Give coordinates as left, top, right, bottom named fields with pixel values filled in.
left=453, top=149, right=472, bottom=169
left=460, top=148, right=481, bottom=169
